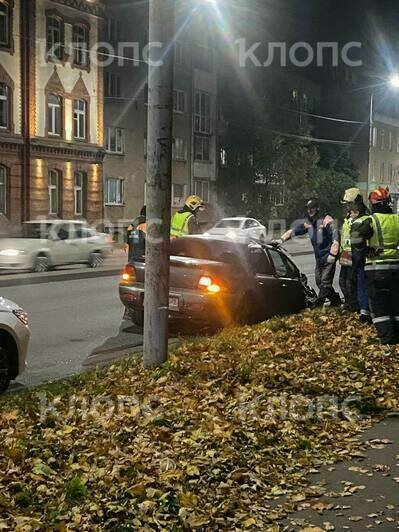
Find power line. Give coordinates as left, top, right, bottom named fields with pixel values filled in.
left=281, top=107, right=367, bottom=125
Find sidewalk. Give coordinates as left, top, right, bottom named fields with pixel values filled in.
left=280, top=416, right=399, bottom=531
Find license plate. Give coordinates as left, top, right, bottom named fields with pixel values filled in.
left=169, top=296, right=180, bottom=310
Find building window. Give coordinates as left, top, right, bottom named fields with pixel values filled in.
left=47, top=15, right=63, bottom=61
left=194, top=91, right=211, bottom=133
left=173, top=89, right=186, bottom=113
left=174, top=41, right=184, bottom=66
left=73, top=24, right=89, bottom=67
left=389, top=131, right=393, bottom=152
left=47, top=94, right=62, bottom=136
left=389, top=163, right=393, bottom=183
left=372, top=126, right=378, bottom=147
left=73, top=99, right=87, bottom=140
left=172, top=183, right=186, bottom=207
left=270, top=190, right=284, bottom=207
left=0, top=165, right=7, bottom=215
left=194, top=136, right=210, bottom=161
left=0, top=83, right=10, bottom=130
left=74, top=172, right=85, bottom=216
left=372, top=160, right=377, bottom=181
left=220, top=147, right=227, bottom=167
left=0, top=1, right=10, bottom=48
left=105, top=126, right=124, bottom=153
left=397, top=135, right=399, bottom=153
left=172, top=138, right=186, bottom=161
left=194, top=180, right=210, bottom=203
left=105, top=72, right=121, bottom=98
left=106, top=18, right=120, bottom=45
left=380, top=162, right=385, bottom=180
left=105, top=177, right=124, bottom=205
left=381, top=129, right=385, bottom=150
left=48, top=170, right=61, bottom=215
left=193, top=44, right=213, bottom=71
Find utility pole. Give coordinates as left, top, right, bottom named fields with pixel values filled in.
left=143, top=0, right=175, bottom=368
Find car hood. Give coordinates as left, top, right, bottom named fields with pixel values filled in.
left=0, top=296, right=21, bottom=312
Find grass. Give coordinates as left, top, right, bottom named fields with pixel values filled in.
left=0, top=307, right=398, bottom=530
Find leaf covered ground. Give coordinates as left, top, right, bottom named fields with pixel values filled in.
left=1, top=309, right=399, bottom=531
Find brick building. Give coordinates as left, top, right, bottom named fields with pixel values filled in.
left=0, top=0, right=105, bottom=234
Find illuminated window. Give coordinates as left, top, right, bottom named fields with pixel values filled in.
left=74, top=172, right=85, bottom=215
left=47, top=15, right=63, bottom=60
left=73, top=99, right=87, bottom=140
left=48, top=169, right=61, bottom=215
left=73, top=24, right=89, bottom=67
left=48, top=94, right=62, bottom=136
left=0, top=1, right=10, bottom=48
left=0, top=83, right=10, bottom=129
left=0, top=165, right=7, bottom=214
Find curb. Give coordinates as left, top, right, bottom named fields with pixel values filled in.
left=83, top=338, right=181, bottom=370
left=0, top=267, right=122, bottom=288
left=8, top=338, right=182, bottom=394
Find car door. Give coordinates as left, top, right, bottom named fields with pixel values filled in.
left=248, top=246, right=287, bottom=318
left=73, top=224, right=94, bottom=261
left=50, top=223, right=81, bottom=265
left=280, top=253, right=306, bottom=313
left=266, top=248, right=305, bottom=314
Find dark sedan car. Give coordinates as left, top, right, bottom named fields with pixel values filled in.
left=119, top=236, right=315, bottom=328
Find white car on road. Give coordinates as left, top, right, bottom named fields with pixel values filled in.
left=0, top=220, right=112, bottom=273
left=205, top=217, right=267, bottom=241
left=0, top=297, right=30, bottom=393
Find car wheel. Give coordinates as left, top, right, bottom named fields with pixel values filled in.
left=88, top=252, right=104, bottom=269
left=33, top=255, right=49, bottom=273
left=0, top=346, right=11, bottom=394
left=124, top=308, right=144, bottom=328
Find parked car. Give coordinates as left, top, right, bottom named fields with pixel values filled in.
left=0, top=221, right=112, bottom=273
left=205, top=217, right=267, bottom=241
left=119, top=235, right=315, bottom=328
left=0, top=297, right=30, bottom=393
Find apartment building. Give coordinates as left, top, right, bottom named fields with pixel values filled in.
left=103, top=0, right=218, bottom=234
left=0, top=0, right=105, bottom=233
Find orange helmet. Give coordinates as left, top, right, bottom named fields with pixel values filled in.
left=369, top=187, right=390, bottom=205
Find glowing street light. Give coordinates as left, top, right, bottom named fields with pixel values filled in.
left=389, top=73, right=399, bottom=89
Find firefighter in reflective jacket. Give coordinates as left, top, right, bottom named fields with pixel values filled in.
left=340, top=188, right=361, bottom=312
left=352, top=187, right=399, bottom=345
left=170, top=195, right=204, bottom=238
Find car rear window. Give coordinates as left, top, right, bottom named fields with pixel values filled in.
left=171, top=239, right=216, bottom=260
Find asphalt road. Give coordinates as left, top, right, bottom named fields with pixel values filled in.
left=3, top=252, right=331, bottom=391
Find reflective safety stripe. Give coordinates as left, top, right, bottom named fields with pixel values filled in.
left=360, top=309, right=371, bottom=316
left=372, top=316, right=392, bottom=324
left=365, top=263, right=399, bottom=271
left=395, top=316, right=399, bottom=322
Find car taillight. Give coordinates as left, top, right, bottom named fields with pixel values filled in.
left=198, top=275, right=222, bottom=294
left=121, top=264, right=136, bottom=285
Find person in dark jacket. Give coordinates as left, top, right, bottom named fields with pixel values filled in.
left=127, top=206, right=147, bottom=260
left=272, top=198, right=341, bottom=307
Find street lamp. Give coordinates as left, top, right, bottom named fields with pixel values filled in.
left=389, top=74, right=399, bottom=89
left=368, top=74, right=399, bottom=195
